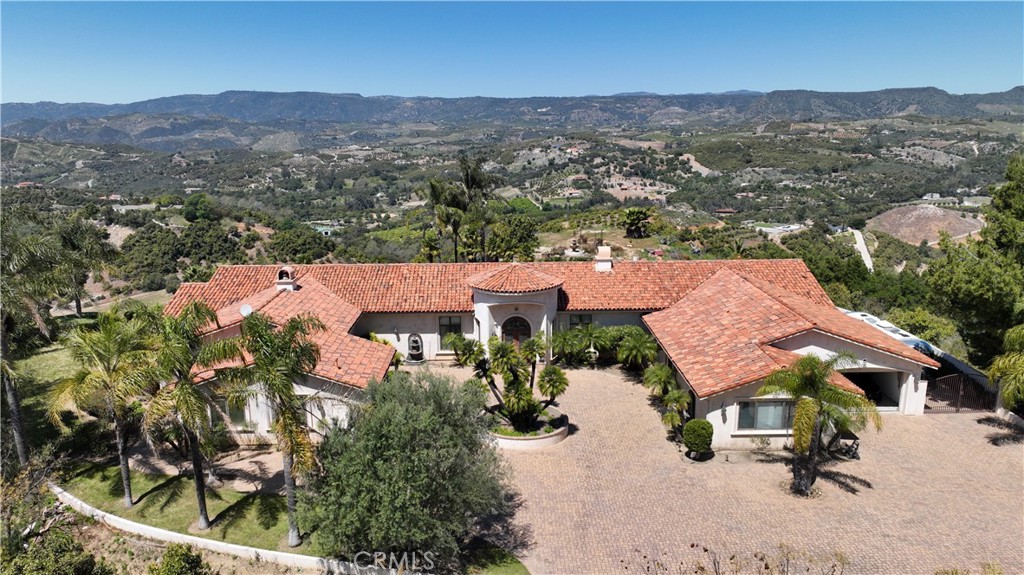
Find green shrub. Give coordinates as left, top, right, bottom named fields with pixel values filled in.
left=147, top=544, right=213, bottom=575
left=682, top=419, right=714, bottom=454
left=2, top=531, right=113, bottom=575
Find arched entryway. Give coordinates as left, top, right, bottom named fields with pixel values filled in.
left=502, top=316, right=531, bottom=346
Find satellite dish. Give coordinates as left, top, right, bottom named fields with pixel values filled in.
left=239, top=304, right=253, bottom=317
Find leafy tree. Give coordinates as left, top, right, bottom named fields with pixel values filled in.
left=121, top=223, right=182, bottom=278
left=927, top=155, right=1024, bottom=364
left=990, top=324, right=1024, bottom=411
left=1, top=208, right=63, bottom=466
left=885, top=307, right=958, bottom=343
left=487, top=215, right=539, bottom=262
left=211, top=312, right=324, bottom=546
left=147, top=544, right=213, bottom=575
left=1, top=531, right=113, bottom=575
left=300, top=371, right=509, bottom=565
left=49, top=310, right=155, bottom=507
left=179, top=220, right=241, bottom=266
left=182, top=193, right=219, bottom=223
left=616, top=330, right=658, bottom=370
left=268, top=225, right=334, bottom=264
left=757, top=353, right=881, bottom=496
left=144, top=302, right=226, bottom=530
left=622, top=207, right=652, bottom=239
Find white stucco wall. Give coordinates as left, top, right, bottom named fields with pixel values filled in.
left=554, top=311, right=647, bottom=331
left=353, top=313, right=474, bottom=360
left=772, top=330, right=929, bottom=415
left=694, top=383, right=796, bottom=450
left=474, top=288, right=559, bottom=354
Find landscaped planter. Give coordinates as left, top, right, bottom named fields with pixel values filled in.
left=489, top=407, right=569, bottom=450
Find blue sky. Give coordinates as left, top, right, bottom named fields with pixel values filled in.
left=2, top=2, right=1022, bottom=104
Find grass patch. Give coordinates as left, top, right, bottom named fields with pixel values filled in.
left=466, top=539, right=530, bottom=575
left=65, top=463, right=313, bottom=555
left=11, top=343, right=81, bottom=449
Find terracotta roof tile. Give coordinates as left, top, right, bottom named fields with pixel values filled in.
left=467, top=264, right=563, bottom=294
left=165, top=260, right=832, bottom=315
left=643, top=269, right=937, bottom=399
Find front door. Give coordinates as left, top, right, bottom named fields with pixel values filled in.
left=501, top=316, right=531, bottom=346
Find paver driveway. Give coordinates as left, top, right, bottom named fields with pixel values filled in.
left=492, top=366, right=1024, bottom=575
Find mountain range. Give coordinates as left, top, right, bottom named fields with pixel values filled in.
left=2, top=87, right=1021, bottom=152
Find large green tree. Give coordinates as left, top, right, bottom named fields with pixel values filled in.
left=926, top=155, right=1024, bottom=364
left=211, top=312, right=324, bottom=546
left=300, top=371, right=509, bottom=565
left=757, top=353, right=881, bottom=496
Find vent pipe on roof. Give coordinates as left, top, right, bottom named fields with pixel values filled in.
left=595, top=245, right=613, bottom=272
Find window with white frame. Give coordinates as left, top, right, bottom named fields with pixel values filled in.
left=569, top=314, right=592, bottom=329
left=438, top=316, right=462, bottom=349
left=737, top=400, right=795, bottom=431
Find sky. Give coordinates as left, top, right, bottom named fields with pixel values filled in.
left=2, top=2, right=1022, bottom=104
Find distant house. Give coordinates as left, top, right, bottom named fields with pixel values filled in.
left=14, top=181, right=35, bottom=188
left=714, top=207, right=739, bottom=215
left=168, top=257, right=937, bottom=449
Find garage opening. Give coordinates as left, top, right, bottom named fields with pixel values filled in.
left=843, top=372, right=901, bottom=411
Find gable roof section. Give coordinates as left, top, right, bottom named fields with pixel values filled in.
left=184, top=277, right=394, bottom=390
left=643, top=269, right=937, bottom=398
left=166, top=259, right=831, bottom=315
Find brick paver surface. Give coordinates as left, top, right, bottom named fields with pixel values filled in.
left=479, top=366, right=1024, bottom=575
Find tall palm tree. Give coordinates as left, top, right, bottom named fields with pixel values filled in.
left=212, top=312, right=324, bottom=547
left=144, top=301, right=224, bottom=530
left=55, top=215, right=117, bottom=316
left=757, top=353, right=881, bottom=496
left=49, top=311, right=156, bottom=507
left=990, top=324, right=1024, bottom=410
left=2, top=208, right=63, bottom=466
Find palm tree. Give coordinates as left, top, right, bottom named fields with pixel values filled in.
left=537, top=365, right=569, bottom=410
left=661, top=389, right=691, bottom=441
left=144, top=301, right=224, bottom=530
left=643, top=363, right=676, bottom=397
left=519, top=335, right=547, bottom=390
left=990, top=324, right=1024, bottom=410
left=757, top=353, right=882, bottom=496
left=616, top=331, right=658, bottom=370
left=212, top=312, right=324, bottom=547
left=55, top=215, right=117, bottom=316
left=1, top=208, right=63, bottom=466
left=49, top=311, right=156, bottom=508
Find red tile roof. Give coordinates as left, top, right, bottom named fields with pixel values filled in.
left=166, top=259, right=832, bottom=315
left=467, top=264, right=564, bottom=294
left=643, top=269, right=938, bottom=398
left=181, top=277, right=393, bottom=390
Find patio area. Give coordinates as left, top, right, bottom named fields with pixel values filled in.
left=479, top=364, right=1024, bottom=574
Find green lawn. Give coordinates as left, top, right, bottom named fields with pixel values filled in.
left=466, top=539, right=531, bottom=575
left=65, top=463, right=313, bottom=555
left=12, top=343, right=80, bottom=449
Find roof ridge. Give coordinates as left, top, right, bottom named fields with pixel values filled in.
left=733, top=271, right=821, bottom=331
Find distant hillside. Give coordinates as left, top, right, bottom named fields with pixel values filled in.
left=3, top=87, right=1020, bottom=151
left=866, top=205, right=985, bottom=246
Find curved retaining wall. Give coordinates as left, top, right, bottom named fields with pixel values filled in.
left=49, top=484, right=404, bottom=575
left=490, top=408, right=569, bottom=450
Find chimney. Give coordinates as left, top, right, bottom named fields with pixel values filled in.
left=276, top=266, right=297, bottom=291
left=595, top=246, right=613, bottom=272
